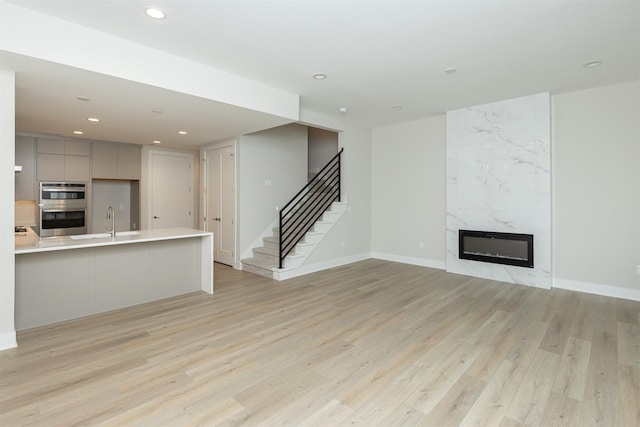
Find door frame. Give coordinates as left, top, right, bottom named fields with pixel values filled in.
left=141, top=147, right=197, bottom=230
left=200, top=139, right=238, bottom=269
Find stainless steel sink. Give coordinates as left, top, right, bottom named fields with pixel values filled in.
left=69, top=231, right=142, bottom=240
left=116, top=231, right=142, bottom=237
left=69, top=233, right=110, bottom=240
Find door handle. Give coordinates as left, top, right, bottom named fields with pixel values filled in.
left=211, top=217, right=221, bottom=221
left=153, top=216, right=160, bottom=219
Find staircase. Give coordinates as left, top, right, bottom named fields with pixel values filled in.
left=241, top=148, right=345, bottom=281
left=241, top=201, right=347, bottom=280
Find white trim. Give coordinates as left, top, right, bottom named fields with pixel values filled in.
left=372, top=252, right=446, bottom=270
left=554, top=278, right=640, bottom=302
left=274, top=252, right=371, bottom=280
left=0, top=332, right=17, bottom=351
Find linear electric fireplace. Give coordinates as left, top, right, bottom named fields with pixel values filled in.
left=459, top=230, right=534, bottom=268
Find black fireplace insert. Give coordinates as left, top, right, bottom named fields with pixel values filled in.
left=459, top=230, right=534, bottom=268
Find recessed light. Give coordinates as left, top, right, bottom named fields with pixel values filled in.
left=73, top=130, right=84, bottom=135
left=584, top=60, right=603, bottom=68
left=312, top=73, right=327, bottom=80
left=87, top=117, right=100, bottom=122
left=178, top=131, right=188, bottom=135
left=144, top=7, right=166, bottom=19
left=76, top=96, right=90, bottom=102
left=392, top=105, right=403, bottom=110
left=444, top=67, right=457, bottom=74
left=338, top=107, right=347, bottom=114
left=152, top=109, right=163, bottom=114
left=152, top=140, right=162, bottom=144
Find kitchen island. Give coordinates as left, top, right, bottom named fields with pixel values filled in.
left=15, top=228, right=213, bottom=330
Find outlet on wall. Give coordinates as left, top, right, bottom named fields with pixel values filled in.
left=637, top=265, right=640, bottom=275
left=419, top=241, right=424, bottom=248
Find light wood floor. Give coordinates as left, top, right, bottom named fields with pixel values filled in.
left=1, top=260, right=638, bottom=426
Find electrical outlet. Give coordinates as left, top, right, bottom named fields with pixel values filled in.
left=340, top=241, right=345, bottom=248
left=419, top=241, right=424, bottom=249
left=637, top=264, right=640, bottom=275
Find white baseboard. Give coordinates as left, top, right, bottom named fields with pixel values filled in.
left=371, top=252, right=446, bottom=270
left=0, top=331, right=17, bottom=351
left=276, top=252, right=372, bottom=280
left=553, top=278, right=640, bottom=302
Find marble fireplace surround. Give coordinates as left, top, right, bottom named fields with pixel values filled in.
left=446, top=93, right=551, bottom=289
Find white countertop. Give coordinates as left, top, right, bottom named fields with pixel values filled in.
left=15, top=227, right=212, bottom=254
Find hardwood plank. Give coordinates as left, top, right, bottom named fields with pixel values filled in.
left=618, top=364, right=640, bottom=427
left=459, top=318, right=549, bottom=427
left=425, top=374, right=486, bottom=426
left=505, top=349, right=561, bottom=425
left=540, top=391, right=584, bottom=427
left=583, top=330, right=620, bottom=425
left=552, top=336, right=591, bottom=401
left=617, top=322, right=640, bottom=368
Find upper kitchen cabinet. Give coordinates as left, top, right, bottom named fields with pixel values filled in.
left=15, top=136, right=37, bottom=200
left=92, top=141, right=117, bottom=178
left=36, top=138, right=91, bottom=182
left=92, top=141, right=141, bottom=180
left=117, top=143, right=141, bottom=180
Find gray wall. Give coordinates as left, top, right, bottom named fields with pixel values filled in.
left=238, top=124, right=308, bottom=256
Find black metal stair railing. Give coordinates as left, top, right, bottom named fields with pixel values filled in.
left=278, top=148, right=343, bottom=269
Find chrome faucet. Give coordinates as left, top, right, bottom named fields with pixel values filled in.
left=106, top=206, right=115, bottom=237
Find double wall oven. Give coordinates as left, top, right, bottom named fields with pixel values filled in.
left=39, top=182, right=87, bottom=237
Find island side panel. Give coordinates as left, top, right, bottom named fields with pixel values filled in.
left=151, top=238, right=201, bottom=299
left=93, top=243, right=152, bottom=313
left=15, top=249, right=93, bottom=330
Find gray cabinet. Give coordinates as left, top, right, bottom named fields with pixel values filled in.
left=36, top=153, right=65, bottom=181
left=36, top=138, right=65, bottom=155
left=117, top=143, right=141, bottom=180
left=64, top=154, right=91, bottom=181
left=15, top=136, right=37, bottom=200
left=37, top=138, right=91, bottom=182
left=92, top=141, right=141, bottom=180
left=92, top=142, right=117, bottom=179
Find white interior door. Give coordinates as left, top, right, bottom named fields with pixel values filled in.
left=205, top=146, right=235, bottom=266
left=151, top=152, right=193, bottom=229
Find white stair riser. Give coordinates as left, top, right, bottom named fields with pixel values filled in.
left=293, top=244, right=314, bottom=256
left=252, top=251, right=298, bottom=268
left=252, top=251, right=277, bottom=263
left=312, top=222, right=332, bottom=233
left=262, top=240, right=278, bottom=250
left=303, top=233, right=323, bottom=244
left=323, top=212, right=343, bottom=221
left=242, top=263, right=274, bottom=279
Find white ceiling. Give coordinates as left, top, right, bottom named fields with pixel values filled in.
left=4, top=0, right=640, bottom=148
